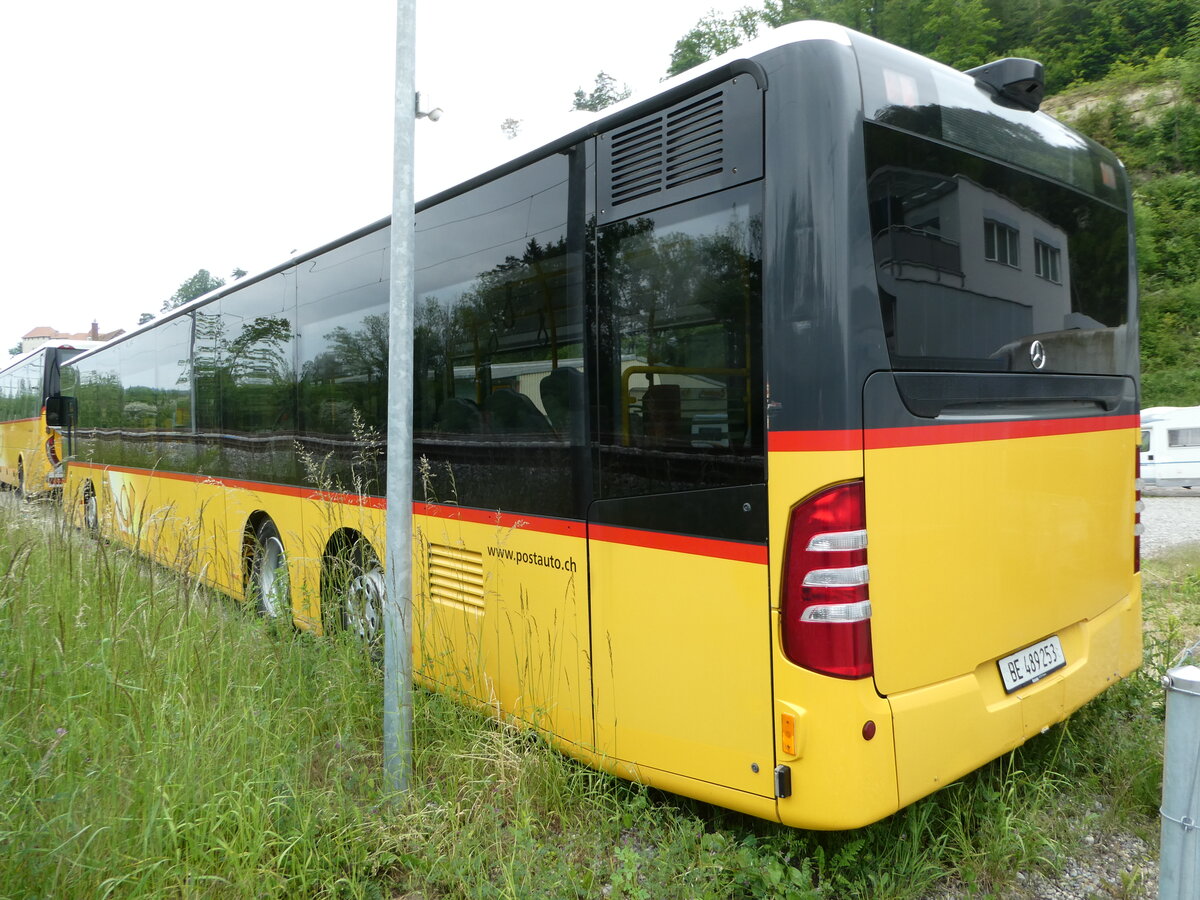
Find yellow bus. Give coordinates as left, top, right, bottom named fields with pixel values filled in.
left=0, top=343, right=94, bottom=498
left=61, top=22, right=1141, bottom=829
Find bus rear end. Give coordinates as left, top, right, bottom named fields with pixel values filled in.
left=762, top=28, right=1140, bottom=828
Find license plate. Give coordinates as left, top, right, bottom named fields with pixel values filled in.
left=998, top=635, right=1065, bottom=693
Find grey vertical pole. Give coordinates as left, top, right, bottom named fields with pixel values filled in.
left=1160, top=665, right=1200, bottom=898
left=384, top=0, right=416, bottom=796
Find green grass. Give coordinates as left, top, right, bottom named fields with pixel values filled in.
left=0, top=494, right=1190, bottom=899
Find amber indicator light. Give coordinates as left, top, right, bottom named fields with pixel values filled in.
left=781, top=712, right=796, bottom=755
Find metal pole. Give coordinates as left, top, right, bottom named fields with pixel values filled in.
left=384, top=0, right=416, bottom=796
left=1160, top=665, right=1200, bottom=898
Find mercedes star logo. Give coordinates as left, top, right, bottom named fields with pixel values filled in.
left=1029, top=340, right=1047, bottom=370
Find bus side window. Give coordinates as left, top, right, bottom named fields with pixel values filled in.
left=596, top=183, right=765, bottom=499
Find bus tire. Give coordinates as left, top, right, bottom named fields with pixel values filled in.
left=82, top=482, right=100, bottom=538
left=324, top=538, right=383, bottom=646
left=247, top=519, right=290, bottom=620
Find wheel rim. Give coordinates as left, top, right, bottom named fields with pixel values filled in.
left=257, top=535, right=289, bottom=618
left=84, top=489, right=99, bottom=534
left=343, top=568, right=384, bottom=643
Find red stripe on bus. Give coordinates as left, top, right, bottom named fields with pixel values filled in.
left=768, top=430, right=861, bottom=451
left=864, top=415, right=1140, bottom=448
left=415, top=502, right=584, bottom=538
left=770, top=415, right=1140, bottom=451
left=588, top=523, right=768, bottom=565
left=0, top=417, right=42, bottom=426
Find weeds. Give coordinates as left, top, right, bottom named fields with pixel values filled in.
left=0, top=489, right=1188, bottom=898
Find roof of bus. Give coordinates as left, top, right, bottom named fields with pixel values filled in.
left=67, top=19, right=1111, bottom=368
left=68, top=21, right=855, bottom=368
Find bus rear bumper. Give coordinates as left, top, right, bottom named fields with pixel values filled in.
left=889, top=580, right=1142, bottom=810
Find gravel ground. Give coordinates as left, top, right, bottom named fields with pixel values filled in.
left=1142, top=486, right=1200, bottom=560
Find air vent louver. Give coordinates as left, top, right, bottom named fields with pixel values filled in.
left=599, top=76, right=763, bottom=223
left=428, top=543, right=485, bottom=610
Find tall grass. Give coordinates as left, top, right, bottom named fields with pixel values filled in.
left=0, top=491, right=1188, bottom=898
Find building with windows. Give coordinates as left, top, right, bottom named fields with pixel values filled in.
left=20, top=322, right=124, bottom=354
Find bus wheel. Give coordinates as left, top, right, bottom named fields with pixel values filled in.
left=325, top=540, right=383, bottom=646
left=82, top=482, right=100, bottom=538
left=248, top=519, right=290, bottom=620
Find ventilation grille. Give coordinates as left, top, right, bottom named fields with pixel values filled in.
left=599, top=76, right=762, bottom=223
left=610, top=91, right=726, bottom=207
left=428, top=543, right=485, bottom=610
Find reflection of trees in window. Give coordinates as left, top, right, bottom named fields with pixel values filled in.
left=599, top=196, right=763, bottom=461
left=412, top=156, right=581, bottom=515
left=300, top=313, right=388, bottom=437
left=227, top=315, right=293, bottom=387
left=193, top=310, right=295, bottom=435
left=418, top=234, right=580, bottom=440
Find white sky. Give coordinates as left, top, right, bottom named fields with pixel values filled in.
left=0, top=0, right=747, bottom=352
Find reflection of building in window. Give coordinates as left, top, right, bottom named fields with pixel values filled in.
left=1034, top=239, right=1061, bottom=283
left=1169, top=428, right=1200, bottom=448
left=868, top=168, right=1074, bottom=361
left=984, top=219, right=1019, bottom=268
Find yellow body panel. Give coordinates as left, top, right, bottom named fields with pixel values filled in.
left=413, top=507, right=592, bottom=746
left=865, top=426, right=1139, bottom=695
left=64, top=420, right=1140, bottom=831
left=590, top=537, right=774, bottom=798
left=763, top=430, right=1139, bottom=828
left=890, top=581, right=1140, bottom=807
left=68, top=463, right=384, bottom=633
left=0, top=417, right=62, bottom=495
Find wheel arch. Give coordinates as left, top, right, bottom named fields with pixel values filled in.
left=241, top=510, right=276, bottom=590
left=320, top=526, right=385, bottom=634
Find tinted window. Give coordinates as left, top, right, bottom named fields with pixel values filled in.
left=0, top=354, right=43, bottom=422
left=214, top=277, right=299, bottom=484
left=854, top=33, right=1126, bottom=208
left=71, top=352, right=124, bottom=465
left=866, top=124, right=1130, bottom=375
left=156, top=316, right=195, bottom=472
left=414, top=153, right=584, bottom=516
left=297, top=228, right=390, bottom=494
left=596, top=184, right=765, bottom=499
left=118, top=333, right=159, bottom=469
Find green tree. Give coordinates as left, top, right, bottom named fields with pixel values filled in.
left=162, top=269, right=225, bottom=313
left=669, top=9, right=764, bottom=76
left=137, top=312, right=155, bottom=325
left=572, top=72, right=631, bottom=111
left=922, top=0, right=998, bottom=69
left=8, top=342, right=21, bottom=357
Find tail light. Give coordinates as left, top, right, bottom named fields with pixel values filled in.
left=781, top=481, right=873, bottom=678
left=45, top=435, right=60, bottom=467
left=1134, top=446, right=1142, bottom=573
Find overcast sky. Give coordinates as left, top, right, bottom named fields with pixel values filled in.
left=0, top=0, right=747, bottom=353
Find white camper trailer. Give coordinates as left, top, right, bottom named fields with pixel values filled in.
left=1141, top=406, right=1200, bottom=488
